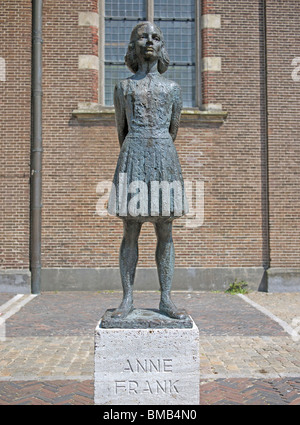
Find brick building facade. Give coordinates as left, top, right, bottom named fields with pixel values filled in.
left=0, top=0, right=299, bottom=293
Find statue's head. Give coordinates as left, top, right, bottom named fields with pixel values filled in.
left=125, top=21, right=170, bottom=74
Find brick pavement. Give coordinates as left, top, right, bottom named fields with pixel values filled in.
left=0, top=294, right=15, bottom=305
left=0, top=377, right=300, bottom=405
left=0, top=291, right=299, bottom=405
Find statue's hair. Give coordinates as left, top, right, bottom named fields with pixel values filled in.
left=125, top=22, right=170, bottom=74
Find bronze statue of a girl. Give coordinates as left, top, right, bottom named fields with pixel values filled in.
left=108, top=22, right=188, bottom=320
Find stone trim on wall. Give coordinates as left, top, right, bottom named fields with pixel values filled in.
left=78, top=54, right=99, bottom=70
left=40, top=267, right=266, bottom=292
left=201, top=14, right=221, bottom=29
left=0, top=57, right=6, bottom=82
left=267, top=269, right=300, bottom=293
left=77, top=5, right=99, bottom=103
left=78, top=11, right=99, bottom=28
left=0, top=270, right=31, bottom=293
left=201, top=57, right=222, bottom=72
left=3, top=268, right=299, bottom=293
left=72, top=105, right=228, bottom=123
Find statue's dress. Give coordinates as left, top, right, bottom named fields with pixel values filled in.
left=107, top=73, right=188, bottom=222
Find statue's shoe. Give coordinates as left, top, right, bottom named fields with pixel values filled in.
left=159, top=301, right=188, bottom=320
left=111, top=304, right=134, bottom=319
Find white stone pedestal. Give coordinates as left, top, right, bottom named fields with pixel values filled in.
left=94, top=311, right=200, bottom=405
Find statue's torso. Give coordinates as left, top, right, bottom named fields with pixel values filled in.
left=119, top=75, right=178, bottom=138
left=108, top=73, right=188, bottom=219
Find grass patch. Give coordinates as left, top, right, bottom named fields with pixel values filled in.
left=225, top=279, right=249, bottom=294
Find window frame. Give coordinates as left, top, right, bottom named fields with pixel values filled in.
left=98, top=0, right=201, bottom=108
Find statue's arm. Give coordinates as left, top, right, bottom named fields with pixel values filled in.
left=169, top=84, right=182, bottom=142
left=114, top=83, right=128, bottom=147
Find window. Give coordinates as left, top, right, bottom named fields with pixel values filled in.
left=100, top=0, right=200, bottom=108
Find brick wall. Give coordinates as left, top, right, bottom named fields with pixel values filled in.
left=266, top=0, right=300, bottom=267
left=41, top=0, right=266, bottom=270
left=1, top=0, right=300, bottom=291
left=0, top=0, right=31, bottom=269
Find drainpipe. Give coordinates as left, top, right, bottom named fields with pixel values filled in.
left=262, top=0, right=270, bottom=280
left=30, top=0, right=43, bottom=294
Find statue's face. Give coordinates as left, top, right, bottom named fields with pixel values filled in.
left=134, top=23, right=162, bottom=62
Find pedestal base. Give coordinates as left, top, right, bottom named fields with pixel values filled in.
left=94, top=309, right=200, bottom=405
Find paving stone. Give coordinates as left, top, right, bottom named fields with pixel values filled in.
left=0, top=291, right=299, bottom=404
left=247, top=293, right=300, bottom=326
left=0, top=378, right=299, bottom=405
left=5, top=291, right=287, bottom=337
left=0, top=294, right=15, bottom=307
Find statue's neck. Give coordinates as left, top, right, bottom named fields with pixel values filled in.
left=136, top=60, right=159, bottom=76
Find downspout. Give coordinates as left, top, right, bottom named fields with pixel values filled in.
left=262, top=0, right=271, bottom=274
left=30, top=0, right=43, bottom=294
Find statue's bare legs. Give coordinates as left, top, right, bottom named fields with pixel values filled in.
left=112, top=218, right=187, bottom=320
left=112, top=219, right=142, bottom=318
left=154, top=220, right=187, bottom=320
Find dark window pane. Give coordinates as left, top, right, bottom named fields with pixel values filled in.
left=155, top=20, right=195, bottom=64
left=105, top=65, right=132, bottom=106
left=104, top=1, right=146, bottom=104
left=105, top=0, right=146, bottom=18
left=164, top=65, right=196, bottom=108
left=104, top=0, right=196, bottom=107
left=154, top=0, right=195, bottom=19
left=105, top=20, right=136, bottom=62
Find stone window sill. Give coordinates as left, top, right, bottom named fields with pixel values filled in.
left=181, top=108, right=228, bottom=123
left=72, top=106, right=228, bottom=124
